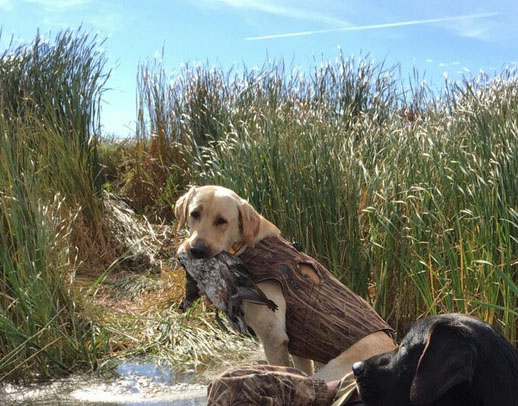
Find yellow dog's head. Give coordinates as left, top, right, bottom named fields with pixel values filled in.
left=175, top=185, right=280, bottom=258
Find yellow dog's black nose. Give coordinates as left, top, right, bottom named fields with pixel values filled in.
left=190, top=242, right=209, bottom=259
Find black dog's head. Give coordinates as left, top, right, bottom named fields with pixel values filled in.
left=353, top=315, right=479, bottom=406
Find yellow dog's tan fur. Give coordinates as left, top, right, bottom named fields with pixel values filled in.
left=175, top=185, right=395, bottom=381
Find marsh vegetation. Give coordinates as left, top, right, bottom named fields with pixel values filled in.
left=1, top=28, right=517, bottom=381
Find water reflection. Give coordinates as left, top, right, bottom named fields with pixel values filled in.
left=1, top=360, right=206, bottom=406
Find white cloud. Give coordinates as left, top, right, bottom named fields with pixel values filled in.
left=26, top=0, right=126, bottom=36
left=245, top=11, right=500, bottom=41
left=453, top=24, right=492, bottom=40
left=440, top=5, right=517, bottom=42
left=210, top=0, right=350, bottom=27
left=0, top=0, right=13, bottom=10
left=24, top=0, right=91, bottom=9
left=86, top=10, right=125, bottom=33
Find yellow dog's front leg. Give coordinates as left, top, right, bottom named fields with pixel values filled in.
left=243, top=280, right=292, bottom=368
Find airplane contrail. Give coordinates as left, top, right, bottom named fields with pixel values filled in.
left=245, top=11, right=500, bottom=41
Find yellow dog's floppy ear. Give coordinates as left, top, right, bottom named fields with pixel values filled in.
left=238, top=200, right=261, bottom=248
left=175, top=186, right=197, bottom=231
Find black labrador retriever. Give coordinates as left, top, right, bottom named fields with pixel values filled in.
left=353, top=313, right=518, bottom=406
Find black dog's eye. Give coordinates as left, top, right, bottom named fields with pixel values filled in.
left=378, top=356, right=390, bottom=367
left=191, top=211, right=200, bottom=220
left=215, top=217, right=227, bottom=226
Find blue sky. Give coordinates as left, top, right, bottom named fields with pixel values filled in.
left=1, top=0, right=517, bottom=136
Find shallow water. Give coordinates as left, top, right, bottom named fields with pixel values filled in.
left=1, top=360, right=207, bottom=406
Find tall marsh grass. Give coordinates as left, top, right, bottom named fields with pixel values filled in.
left=0, top=30, right=110, bottom=380
left=137, top=56, right=518, bottom=340
left=0, top=30, right=111, bottom=256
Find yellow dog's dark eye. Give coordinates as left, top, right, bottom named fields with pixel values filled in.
left=191, top=211, right=200, bottom=219
left=215, top=217, right=227, bottom=226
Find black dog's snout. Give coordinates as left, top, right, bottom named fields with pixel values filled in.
left=352, top=361, right=365, bottom=377
left=190, top=242, right=209, bottom=259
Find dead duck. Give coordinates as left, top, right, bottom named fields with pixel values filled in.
left=177, top=247, right=278, bottom=333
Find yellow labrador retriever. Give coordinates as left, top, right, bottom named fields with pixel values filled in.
left=175, top=185, right=395, bottom=381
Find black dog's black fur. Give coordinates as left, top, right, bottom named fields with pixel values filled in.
left=354, top=313, right=518, bottom=405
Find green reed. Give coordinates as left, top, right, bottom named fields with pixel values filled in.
left=137, top=55, right=518, bottom=341
left=0, top=29, right=110, bottom=380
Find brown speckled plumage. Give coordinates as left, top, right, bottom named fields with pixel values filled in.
left=177, top=249, right=278, bottom=333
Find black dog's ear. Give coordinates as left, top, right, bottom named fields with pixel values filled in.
left=410, top=321, right=477, bottom=404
